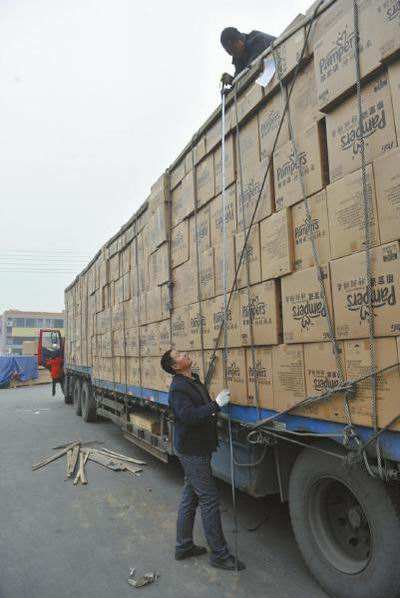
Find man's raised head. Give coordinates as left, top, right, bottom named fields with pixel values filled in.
left=220, top=27, right=246, bottom=57
left=160, top=349, right=192, bottom=375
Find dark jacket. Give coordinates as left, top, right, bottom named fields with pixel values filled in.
left=168, top=373, right=220, bottom=456
left=233, top=30, right=276, bottom=77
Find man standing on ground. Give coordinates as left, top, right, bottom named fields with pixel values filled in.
left=220, top=26, right=276, bottom=86
left=161, top=349, right=245, bottom=571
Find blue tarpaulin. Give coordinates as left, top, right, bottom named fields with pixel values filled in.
left=0, top=355, right=38, bottom=387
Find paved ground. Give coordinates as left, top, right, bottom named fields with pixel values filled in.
left=0, top=385, right=328, bottom=598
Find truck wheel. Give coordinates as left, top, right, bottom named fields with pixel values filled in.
left=73, top=379, right=82, bottom=416
left=64, top=375, right=73, bottom=405
left=81, top=381, right=97, bottom=422
left=289, top=442, right=400, bottom=598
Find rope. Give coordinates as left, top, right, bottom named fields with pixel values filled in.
left=352, top=0, right=383, bottom=476
left=233, top=85, right=262, bottom=421
left=205, top=2, right=323, bottom=386
left=191, top=140, right=207, bottom=378
left=247, top=360, right=400, bottom=431
left=271, top=43, right=354, bottom=431
left=221, top=88, right=239, bottom=570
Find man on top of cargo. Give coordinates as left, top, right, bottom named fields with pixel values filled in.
left=220, top=26, right=275, bottom=86
left=161, top=349, right=246, bottom=571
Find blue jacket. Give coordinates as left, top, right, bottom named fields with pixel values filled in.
left=168, top=373, right=220, bottom=456
left=233, top=30, right=276, bottom=76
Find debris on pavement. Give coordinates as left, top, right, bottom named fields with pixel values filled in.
left=32, top=441, right=146, bottom=486
left=128, top=568, right=159, bottom=588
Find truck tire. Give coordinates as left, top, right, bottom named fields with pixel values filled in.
left=81, top=381, right=97, bottom=422
left=73, top=378, right=82, bottom=416
left=289, top=442, right=400, bottom=598
left=64, top=375, right=73, bottom=405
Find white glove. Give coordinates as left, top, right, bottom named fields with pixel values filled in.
left=215, top=388, right=230, bottom=407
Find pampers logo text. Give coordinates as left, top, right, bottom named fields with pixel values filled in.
left=292, top=299, right=327, bottom=329
left=319, top=29, right=356, bottom=77
left=277, top=151, right=307, bottom=182
left=340, top=105, right=386, bottom=156
left=346, top=284, right=396, bottom=322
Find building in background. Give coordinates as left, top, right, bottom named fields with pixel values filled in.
left=0, top=310, right=64, bottom=355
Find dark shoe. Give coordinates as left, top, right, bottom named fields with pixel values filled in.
left=175, top=545, right=207, bottom=560
left=210, top=555, right=246, bottom=571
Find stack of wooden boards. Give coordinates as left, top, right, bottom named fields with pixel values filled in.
left=65, top=0, right=400, bottom=430
left=32, top=441, right=145, bottom=485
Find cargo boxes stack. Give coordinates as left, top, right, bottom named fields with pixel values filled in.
left=65, top=0, right=400, bottom=430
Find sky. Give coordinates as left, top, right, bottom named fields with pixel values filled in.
left=0, top=0, right=311, bottom=314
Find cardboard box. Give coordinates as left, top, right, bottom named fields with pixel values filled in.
left=258, top=89, right=289, bottom=160
left=129, top=412, right=161, bottom=435
left=170, top=158, right=186, bottom=190
left=308, top=0, right=348, bottom=47
left=121, top=245, right=131, bottom=275
left=327, top=163, right=380, bottom=259
left=141, top=357, right=166, bottom=392
left=246, top=347, right=274, bottom=409
left=272, top=344, right=307, bottom=412
left=188, top=302, right=211, bottom=351
left=194, top=136, right=207, bottom=164
left=109, top=253, right=120, bottom=282
left=187, top=351, right=205, bottom=381
left=125, top=327, right=140, bottom=357
left=171, top=306, right=191, bottom=351
left=172, top=259, right=197, bottom=308
left=281, top=265, right=333, bottom=343
left=140, top=322, right=160, bottom=356
left=260, top=209, right=293, bottom=280
left=210, top=184, right=237, bottom=246
left=374, top=148, right=400, bottom=244
left=171, top=172, right=195, bottom=227
left=198, top=248, right=215, bottom=300
left=146, top=286, right=162, bottom=323
left=196, top=154, right=215, bottom=207
left=236, top=81, right=264, bottom=122
left=203, top=291, right=241, bottom=349
left=273, top=122, right=327, bottom=210
left=238, top=116, right=260, bottom=170
left=292, top=189, right=331, bottom=270
left=158, top=320, right=171, bottom=355
left=160, top=283, right=170, bottom=320
left=148, top=243, right=169, bottom=286
left=235, top=225, right=262, bottom=289
left=326, top=73, right=397, bottom=183
left=171, top=220, right=189, bottom=269
left=214, top=134, right=236, bottom=195
left=274, top=26, right=306, bottom=82
left=239, top=280, right=281, bottom=346
left=389, top=60, right=400, bottom=140
left=113, top=277, right=123, bottom=305
left=213, top=237, right=236, bottom=297
left=112, top=329, right=124, bottom=357
left=314, top=5, right=380, bottom=110
left=112, top=302, right=123, bottom=331
left=190, top=204, right=211, bottom=254
left=302, top=341, right=346, bottom=421
left=334, top=338, right=400, bottom=429
left=126, top=357, right=141, bottom=387
left=224, top=348, right=248, bottom=405
left=236, top=158, right=274, bottom=230
left=123, top=272, right=131, bottom=301
left=330, top=241, right=400, bottom=339
left=289, top=58, right=321, bottom=134
left=124, top=298, right=139, bottom=330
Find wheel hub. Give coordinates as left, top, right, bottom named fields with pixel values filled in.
left=308, top=477, right=372, bottom=574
